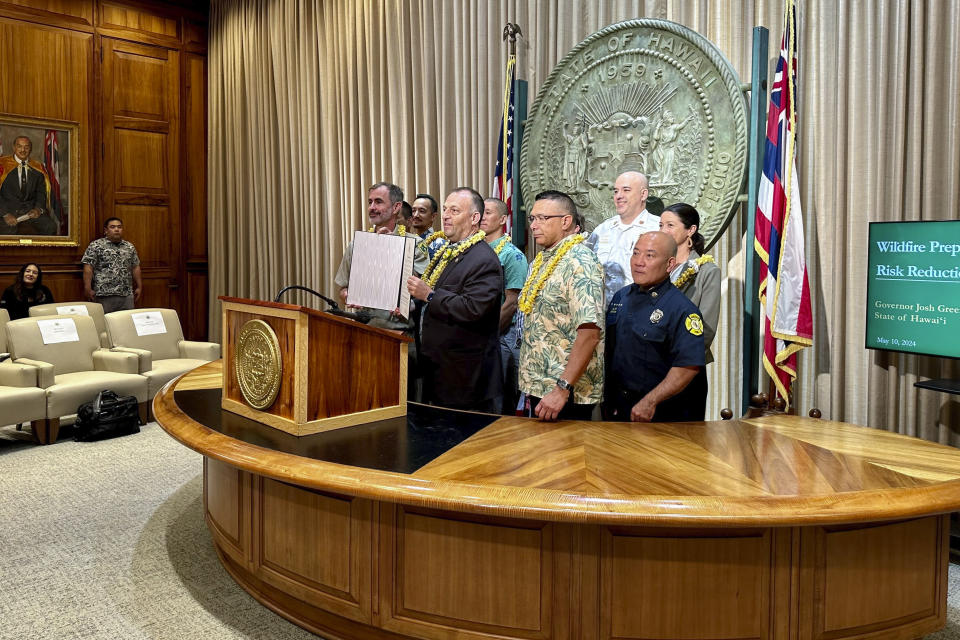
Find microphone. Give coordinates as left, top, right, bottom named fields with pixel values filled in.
left=274, top=285, right=340, bottom=309
left=273, top=285, right=373, bottom=324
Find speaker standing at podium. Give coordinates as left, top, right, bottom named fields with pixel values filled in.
left=407, top=188, right=503, bottom=412
left=334, top=181, right=428, bottom=331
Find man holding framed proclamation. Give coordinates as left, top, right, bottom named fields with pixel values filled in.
left=406, top=188, right=503, bottom=412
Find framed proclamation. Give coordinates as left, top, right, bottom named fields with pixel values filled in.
left=346, top=231, right=417, bottom=317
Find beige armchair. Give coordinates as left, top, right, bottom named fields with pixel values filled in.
left=0, top=309, right=48, bottom=439
left=104, top=308, right=220, bottom=400
left=5, top=314, right=148, bottom=444
left=30, top=301, right=110, bottom=348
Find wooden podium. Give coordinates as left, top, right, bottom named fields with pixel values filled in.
left=219, top=297, right=411, bottom=435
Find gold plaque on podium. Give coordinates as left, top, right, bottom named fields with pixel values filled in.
left=235, top=319, right=282, bottom=410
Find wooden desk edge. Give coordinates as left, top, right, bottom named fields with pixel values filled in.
left=153, top=370, right=960, bottom=528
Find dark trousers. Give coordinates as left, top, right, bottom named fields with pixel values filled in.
left=602, top=367, right=707, bottom=422
left=525, top=395, right=595, bottom=421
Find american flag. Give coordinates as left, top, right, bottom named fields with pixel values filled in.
left=754, top=0, right=813, bottom=408
left=492, top=55, right=516, bottom=235
left=43, top=130, right=65, bottom=234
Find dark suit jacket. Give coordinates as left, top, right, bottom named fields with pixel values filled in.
left=420, top=239, right=504, bottom=409
left=0, top=158, right=56, bottom=235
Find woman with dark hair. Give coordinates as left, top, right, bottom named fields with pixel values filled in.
left=659, top=203, right=720, bottom=420
left=1, top=263, right=54, bottom=320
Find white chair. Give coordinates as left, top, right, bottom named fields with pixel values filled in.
left=104, top=308, right=220, bottom=401
left=6, top=314, right=148, bottom=444
left=30, top=301, right=110, bottom=348
left=0, top=309, right=48, bottom=439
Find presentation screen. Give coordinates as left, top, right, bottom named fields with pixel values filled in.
left=865, top=221, right=960, bottom=359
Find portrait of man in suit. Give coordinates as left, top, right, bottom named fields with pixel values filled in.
left=0, top=134, right=57, bottom=236
left=0, top=120, right=74, bottom=244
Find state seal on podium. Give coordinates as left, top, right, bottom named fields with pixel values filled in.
left=235, top=319, right=282, bottom=410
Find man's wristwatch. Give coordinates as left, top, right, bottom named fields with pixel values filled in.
left=426, top=291, right=435, bottom=303
left=556, top=378, right=573, bottom=392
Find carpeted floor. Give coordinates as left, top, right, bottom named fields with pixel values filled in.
left=2, top=421, right=960, bottom=639
left=0, top=422, right=316, bottom=640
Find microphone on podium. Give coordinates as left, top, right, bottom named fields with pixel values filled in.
left=274, top=285, right=340, bottom=309
left=273, top=285, right=373, bottom=323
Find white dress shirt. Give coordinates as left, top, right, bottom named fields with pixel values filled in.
left=587, top=209, right=660, bottom=303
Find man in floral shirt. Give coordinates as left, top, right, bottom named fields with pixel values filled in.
left=81, top=217, right=141, bottom=313
left=517, top=191, right=604, bottom=421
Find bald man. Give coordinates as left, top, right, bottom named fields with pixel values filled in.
left=587, top=171, right=660, bottom=302
left=603, top=231, right=705, bottom=422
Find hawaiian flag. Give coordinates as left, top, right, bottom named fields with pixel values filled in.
left=492, top=55, right=516, bottom=235
left=43, top=130, right=65, bottom=234
left=754, top=0, right=813, bottom=407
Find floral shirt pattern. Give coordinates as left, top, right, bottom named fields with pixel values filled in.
left=419, top=230, right=446, bottom=260
left=80, top=238, right=140, bottom=297
left=518, top=242, right=605, bottom=404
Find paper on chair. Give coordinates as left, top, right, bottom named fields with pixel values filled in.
left=346, top=231, right=417, bottom=318
left=38, top=318, right=80, bottom=344
left=132, top=311, right=167, bottom=336
left=56, top=305, right=90, bottom=316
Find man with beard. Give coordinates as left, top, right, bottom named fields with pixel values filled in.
left=334, top=181, right=426, bottom=330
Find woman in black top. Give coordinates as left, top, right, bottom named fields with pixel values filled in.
left=1, top=263, right=54, bottom=320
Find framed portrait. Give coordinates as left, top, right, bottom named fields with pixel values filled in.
left=0, top=114, right=80, bottom=247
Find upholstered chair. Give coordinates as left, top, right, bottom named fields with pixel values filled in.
left=30, top=301, right=110, bottom=348
left=104, top=308, right=220, bottom=401
left=0, top=309, right=49, bottom=439
left=5, top=314, right=148, bottom=444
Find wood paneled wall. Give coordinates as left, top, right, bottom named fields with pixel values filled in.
left=0, top=0, right=209, bottom=339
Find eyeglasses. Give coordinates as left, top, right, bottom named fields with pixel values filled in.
left=527, top=214, right=569, bottom=224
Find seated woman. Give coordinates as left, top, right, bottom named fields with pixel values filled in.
left=659, top=203, right=721, bottom=420
left=1, top=263, right=54, bottom=320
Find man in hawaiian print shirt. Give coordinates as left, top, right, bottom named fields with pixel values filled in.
left=517, top=190, right=604, bottom=421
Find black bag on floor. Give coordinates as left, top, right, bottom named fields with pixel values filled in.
left=74, top=390, right=142, bottom=442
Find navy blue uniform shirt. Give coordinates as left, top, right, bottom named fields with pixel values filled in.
left=605, top=277, right=705, bottom=398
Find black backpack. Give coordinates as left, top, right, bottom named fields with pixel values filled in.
left=74, top=390, right=142, bottom=442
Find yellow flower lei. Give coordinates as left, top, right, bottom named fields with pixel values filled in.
left=517, top=234, right=585, bottom=315
left=493, top=234, right=512, bottom=255
left=673, top=254, right=715, bottom=289
left=420, top=230, right=445, bottom=246
left=422, top=230, right=486, bottom=287
left=419, top=230, right=446, bottom=255
left=368, top=224, right=406, bottom=236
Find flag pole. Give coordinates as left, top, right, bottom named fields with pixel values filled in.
left=753, top=0, right=813, bottom=412
left=742, top=27, right=769, bottom=415
left=498, top=23, right=527, bottom=249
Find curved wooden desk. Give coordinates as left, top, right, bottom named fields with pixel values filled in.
left=156, top=361, right=960, bottom=640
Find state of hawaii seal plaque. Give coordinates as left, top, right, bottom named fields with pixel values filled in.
left=520, top=19, right=748, bottom=249
left=235, top=319, right=282, bottom=410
